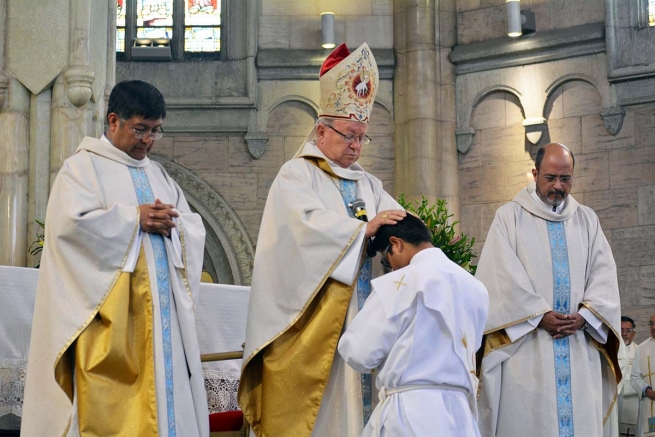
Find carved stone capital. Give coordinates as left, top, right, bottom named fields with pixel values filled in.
left=245, top=132, right=269, bottom=159
left=456, top=127, right=476, bottom=154
left=600, top=106, right=626, bottom=136
left=65, top=66, right=95, bottom=107
left=0, top=71, right=10, bottom=111
left=522, top=117, right=547, bottom=144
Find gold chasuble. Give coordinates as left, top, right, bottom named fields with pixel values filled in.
left=239, top=42, right=399, bottom=437
left=55, top=249, right=158, bottom=435
left=240, top=275, right=358, bottom=436
left=21, top=137, right=208, bottom=437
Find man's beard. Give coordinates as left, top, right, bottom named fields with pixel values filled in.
left=535, top=184, right=566, bottom=207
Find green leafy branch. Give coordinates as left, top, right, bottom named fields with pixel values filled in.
left=398, top=194, right=477, bottom=274
left=28, top=219, right=45, bottom=268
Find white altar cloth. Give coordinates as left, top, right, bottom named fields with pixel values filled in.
left=0, top=265, right=250, bottom=428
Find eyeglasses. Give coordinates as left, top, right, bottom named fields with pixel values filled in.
left=380, top=243, right=392, bottom=272
left=649, top=322, right=655, bottom=327
left=621, top=328, right=635, bottom=333
left=540, top=174, right=573, bottom=184
left=126, top=122, right=164, bottom=140
left=325, top=124, right=372, bottom=146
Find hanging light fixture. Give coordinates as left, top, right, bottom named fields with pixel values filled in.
left=321, top=12, right=336, bottom=49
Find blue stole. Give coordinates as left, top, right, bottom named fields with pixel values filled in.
left=128, top=167, right=177, bottom=437
left=547, top=220, right=574, bottom=437
left=338, top=178, right=373, bottom=425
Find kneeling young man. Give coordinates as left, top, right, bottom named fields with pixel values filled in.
left=338, top=214, right=489, bottom=436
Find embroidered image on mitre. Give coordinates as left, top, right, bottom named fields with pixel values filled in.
left=319, top=42, right=378, bottom=124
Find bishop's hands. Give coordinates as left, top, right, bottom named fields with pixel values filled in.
left=139, top=198, right=179, bottom=237
left=365, top=209, right=407, bottom=239
left=539, top=311, right=586, bottom=339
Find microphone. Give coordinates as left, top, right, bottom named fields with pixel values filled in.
left=350, top=198, right=368, bottom=222
left=349, top=198, right=377, bottom=257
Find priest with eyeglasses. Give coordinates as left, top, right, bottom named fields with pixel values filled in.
left=22, top=80, right=209, bottom=437
left=238, top=43, right=405, bottom=437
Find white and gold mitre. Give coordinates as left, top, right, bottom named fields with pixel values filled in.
left=319, top=42, right=378, bottom=124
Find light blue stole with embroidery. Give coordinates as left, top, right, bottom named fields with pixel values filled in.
left=547, top=220, right=574, bottom=437
left=128, top=166, right=177, bottom=437
left=338, top=178, right=373, bottom=425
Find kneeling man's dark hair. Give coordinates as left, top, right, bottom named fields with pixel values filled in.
left=371, top=213, right=431, bottom=253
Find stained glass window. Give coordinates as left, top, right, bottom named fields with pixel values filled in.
left=649, top=0, right=655, bottom=26
left=117, top=0, right=221, bottom=59
left=185, top=0, right=221, bottom=52
left=137, top=0, right=173, bottom=40
left=117, top=0, right=126, bottom=52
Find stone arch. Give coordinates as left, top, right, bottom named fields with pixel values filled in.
left=151, top=156, right=255, bottom=285
left=545, top=73, right=599, bottom=102
left=267, top=99, right=319, bottom=161
left=457, top=85, right=525, bottom=154
left=543, top=73, right=603, bottom=119
left=471, top=85, right=523, bottom=116
left=268, top=95, right=319, bottom=118
left=544, top=73, right=624, bottom=135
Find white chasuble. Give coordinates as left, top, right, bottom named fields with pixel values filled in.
left=21, top=137, right=208, bottom=437
left=476, top=188, right=621, bottom=437
left=632, top=338, right=655, bottom=436
left=238, top=142, right=400, bottom=437
left=621, top=341, right=639, bottom=428
left=338, top=248, right=489, bottom=437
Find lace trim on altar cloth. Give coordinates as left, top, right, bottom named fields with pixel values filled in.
left=0, top=362, right=241, bottom=419
left=0, top=359, right=27, bottom=418
left=203, top=370, right=241, bottom=413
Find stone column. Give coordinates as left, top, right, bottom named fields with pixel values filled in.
left=27, top=89, right=52, bottom=268
left=0, top=0, right=30, bottom=266
left=393, top=0, right=460, bottom=221
left=2, top=0, right=109, bottom=266
left=51, top=0, right=95, bottom=186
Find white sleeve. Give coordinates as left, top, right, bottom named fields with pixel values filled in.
left=338, top=290, right=400, bottom=373
left=123, top=216, right=184, bottom=272
left=578, top=308, right=609, bottom=344
left=330, top=229, right=366, bottom=284
left=123, top=230, right=143, bottom=273
left=163, top=214, right=184, bottom=269
left=631, top=348, right=649, bottom=395
left=505, top=315, right=544, bottom=343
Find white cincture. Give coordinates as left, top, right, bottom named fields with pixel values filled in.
left=373, top=383, right=469, bottom=436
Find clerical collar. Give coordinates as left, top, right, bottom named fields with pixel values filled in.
left=298, top=141, right=365, bottom=181
left=530, top=189, right=566, bottom=214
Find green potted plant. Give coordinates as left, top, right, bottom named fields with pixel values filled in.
left=397, top=195, right=477, bottom=274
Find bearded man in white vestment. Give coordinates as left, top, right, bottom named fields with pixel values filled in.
left=620, top=316, right=640, bottom=433
left=21, top=80, right=209, bottom=437
left=631, top=313, right=655, bottom=436
left=338, top=214, right=489, bottom=437
left=476, top=143, right=622, bottom=437
left=238, top=43, right=405, bottom=437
